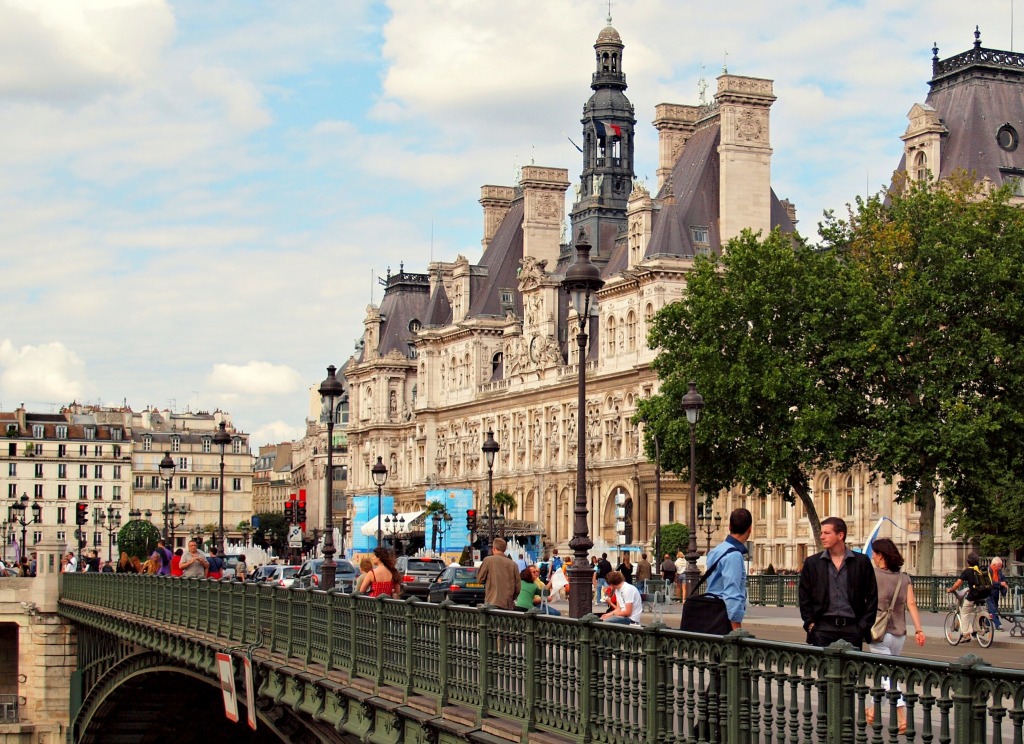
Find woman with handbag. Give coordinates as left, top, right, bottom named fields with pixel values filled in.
left=866, top=538, right=925, bottom=734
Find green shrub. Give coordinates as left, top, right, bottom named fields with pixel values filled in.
left=117, top=520, right=161, bottom=560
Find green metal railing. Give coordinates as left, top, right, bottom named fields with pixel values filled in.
left=747, top=574, right=1024, bottom=613
left=60, top=574, right=1024, bottom=744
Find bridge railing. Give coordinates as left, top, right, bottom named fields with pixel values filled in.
left=60, top=574, right=1024, bottom=744
left=747, top=574, right=1024, bottom=613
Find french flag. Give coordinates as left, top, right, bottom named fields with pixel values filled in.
left=594, top=120, right=622, bottom=139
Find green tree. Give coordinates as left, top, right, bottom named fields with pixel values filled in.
left=658, top=523, right=690, bottom=558
left=253, top=511, right=289, bottom=553
left=424, top=499, right=447, bottom=551
left=638, top=229, right=871, bottom=553
left=822, top=175, right=1024, bottom=573
left=117, top=519, right=160, bottom=561
left=494, top=490, right=516, bottom=516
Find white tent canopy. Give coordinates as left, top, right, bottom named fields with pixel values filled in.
left=359, top=510, right=425, bottom=537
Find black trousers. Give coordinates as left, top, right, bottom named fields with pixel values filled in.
left=808, top=619, right=864, bottom=649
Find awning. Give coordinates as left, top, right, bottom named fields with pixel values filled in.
left=359, top=510, right=425, bottom=537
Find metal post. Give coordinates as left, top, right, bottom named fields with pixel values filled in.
left=652, top=431, right=662, bottom=564
left=682, top=382, right=704, bottom=598
left=214, top=420, right=231, bottom=556
left=371, top=456, right=388, bottom=550
left=318, top=365, right=344, bottom=590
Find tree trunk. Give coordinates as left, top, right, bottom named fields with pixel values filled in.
left=790, top=474, right=824, bottom=553
left=917, top=482, right=936, bottom=576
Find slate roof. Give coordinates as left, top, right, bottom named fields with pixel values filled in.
left=369, top=269, right=432, bottom=361
left=467, top=199, right=525, bottom=319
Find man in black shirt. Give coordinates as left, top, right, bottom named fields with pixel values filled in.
left=594, top=553, right=613, bottom=603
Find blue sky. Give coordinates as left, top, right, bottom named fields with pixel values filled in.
left=0, top=0, right=1011, bottom=446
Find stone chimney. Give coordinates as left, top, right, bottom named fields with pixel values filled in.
left=626, top=182, right=654, bottom=269
left=716, top=74, right=776, bottom=244
left=652, top=104, right=700, bottom=191
left=520, top=166, right=570, bottom=267
left=479, top=185, right=516, bottom=252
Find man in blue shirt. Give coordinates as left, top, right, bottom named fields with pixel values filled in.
left=704, top=508, right=753, bottom=630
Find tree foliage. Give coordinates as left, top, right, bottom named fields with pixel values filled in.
left=494, top=490, right=517, bottom=514
left=822, top=174, right=1024, bottom=572
left=253, top=511, right=288, bottom=553
left=658, top=523, right=690, bottom=559
left=638, top=229, right=870, bottom=553
left=117, top=519, right=160, bottom=560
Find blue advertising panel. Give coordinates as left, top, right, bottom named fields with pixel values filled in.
left=352, top=494, right=394, bottom=552
left=425, top=489, right=474, bottom=552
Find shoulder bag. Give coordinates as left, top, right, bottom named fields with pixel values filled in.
left=679, top=547, right=740, bottom=635
left=870, top=573, right=903, bottom=643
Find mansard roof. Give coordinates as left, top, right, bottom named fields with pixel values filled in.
left=424, top=276, right=452, bottom=328
left=900, top=34, right=1024, bottom=185
left=467, top=199, right=525, bottom=319
left=374, top=268, right=431, bottom=359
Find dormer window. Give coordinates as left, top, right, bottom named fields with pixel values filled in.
left=171, top=436, right=180, bottom=453
left=997, top=124, right=1019, bottom=152
left=500, top=289, right=514, bottom=310
left=142, top=434, right=152, bottom=452
left=202, top=437, right=212, bottom=453
left=84, top=427, right=96, bottom=440
left=408, top=319, right=421, bottom=333
left=690, top=226, right=710, bottom=245
left=231, top=438, right=242, bottom=454
left=56, top=425, right=67, bottom=439
left=914, top=151, right=928, bottom=182
left=111, top=428, right=122, bottom=441
left=32, top=425, right=44, bottom=438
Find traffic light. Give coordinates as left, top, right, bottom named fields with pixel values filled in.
left=284, top=501, right=295, bottom=523
left=296, top=500, right=306, bottom=524
left=466, top=509, right=477, bottom=533
left=75, top=502, right=88, bottom=525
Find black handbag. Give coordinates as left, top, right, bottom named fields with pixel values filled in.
left=679, top=547, right=740, bottom=634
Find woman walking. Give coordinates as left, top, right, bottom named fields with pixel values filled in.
left=616, top=554, right=634, bottom=584
left=866, top=538, right=925, bottom=734
left=987, top=557, right=1010, bottom=631
left=358, top=547, right=402, bottom=598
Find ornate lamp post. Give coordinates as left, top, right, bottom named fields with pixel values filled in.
left=432, top=510, right=453, bottom=556
left=9, top=493, right=41, bottom=562
left=481, top=430, right=500, bottom=551
left=318, top=364, right=344, bottom=590
left=682, top=381, right=705, bottom=597
left=0, top=519, right=12, bottom=563
left=164, top=500, right=190, bottom=547
left=384, top=508, right=405, bottom=552
left=561, top=232, right=605, bottom=619
left=159, top=451, right=176, bottom=539
left=128, top=508, right=153, bottom=521
left=94, top=506, right=122, bottom=562
left=696, top=508, right=722, bottom=555
left=213, top=420, right=232, bottom=555
left=371, top=456, right=388, bottom=548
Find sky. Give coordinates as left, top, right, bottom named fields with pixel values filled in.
left=0, top=0, right=1013, bottom=448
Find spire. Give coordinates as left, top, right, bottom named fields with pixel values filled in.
left=974, top=25, right=982, bottom=49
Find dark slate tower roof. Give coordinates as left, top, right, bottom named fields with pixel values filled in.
left=371, top=266, right=431, bottom=359
left=468, top=199, right=525, bottom=318
left=898, top=28, right=1024, bottom=185
left=569, top=20, right=637, bottom=263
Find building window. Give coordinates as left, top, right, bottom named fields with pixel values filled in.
left=79, top=464, right=87, bottom=479
left=7, top=484, right=15, bottom=498
left=193, top=476, right=202, bottom=490
left=57, top=484, right=67, bottom=499
left=113, top=444, right=121, bottom=458
left=79, top=445, right=87, bottom=457
left=171, top=437, right=180, bottom=453
left=32, top=424, right=44, bottom=438
left=626, top=311, right=636, bottom=352
left=112, top=486, right=121, bottom=501
left=58, top=463, right=66, bottom=478
left=57, top=507, right=66, bottom=524
left=759, top=495, right=767, bottom=520
left=94, top=445, right=102, bottom=457
left=134, top=476, right=143, bottom=489
left=33, top=484, right=43, bottom=498
left=844, top=475, right=854, bottom=516
left=34, top=443, right=43, bottom=456
left=690, top=225, right=710, bottom=245
left=7, top=463, right=15, bottom=477
left=150, top=476, right=159, bottom=489
left=232, top=478, right=242, bottom=491
left=8, top=443, right=15, bottom=456
left=58, top=444, right=66, bottom=458
left=914, top=151, right=928, bottom=182
left=202, top=437, right=212, bottom=453
left=94, top=485, right=103, bottom=499
left=668, top=502, right=675, bottom=521
left=409, top=318, right=421, bottom=332
left=56, top=425, right=67, bottom=439
left=997, top=124, right=1019, bottom=152
left=34, top=463, right=43, bottom=478
left=56, top=531, right=65, bottom=543
left=111, top=428, right=122, bottom=441
left=177, top=457, right=188, bottom=471
left=143, top=435, right=152, bottom=452
left=780, top=499, right=787, bottom=518
left=85, top=427, right=96, bottom=440
left=79, top=485, right=87, bottom=499
left=113, top=465, right=121, bottom=479
left=232, top=439, right=242, bottom=454
left=32, top=532, right=40, bottom=545
left=178, top=476, right=187, bottom=490
left=211, top=477, right=220, bottom=490
left=606, top=315, right=617, bottom=355
left=94, top=465, right=103, bottom=479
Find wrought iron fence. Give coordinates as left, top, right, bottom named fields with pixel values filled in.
left=60, top=574, right=1024, bottom=744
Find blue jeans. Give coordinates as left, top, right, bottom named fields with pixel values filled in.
left=987, top=593, right=1003, bottom=628
left=595, top=577, right=608, bottom=602
left=603, top=616, right=638, bottom=625
left=540, top=605, right=561, bottom=616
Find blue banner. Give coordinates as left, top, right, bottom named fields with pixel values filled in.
left=426, top=489, right=474, bottom=553
left=352, top=494, right=395, bottom=552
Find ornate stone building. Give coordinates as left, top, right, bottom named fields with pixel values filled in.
left=336, top=24, right=1020, bottom=572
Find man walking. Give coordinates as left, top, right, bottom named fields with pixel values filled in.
left=477, top=537, right=519, bottom=609
left=660, top=553, right=677, bottom=595
left=635, top=552, right=652, bottom=590
left=799, top=517, right=878, bottom=649
left=704, top=508, right=753, bottom=630
left=594, top=552, right=613, bottom=603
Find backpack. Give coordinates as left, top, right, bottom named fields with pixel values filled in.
left=972, top=566, right=992, bottom=599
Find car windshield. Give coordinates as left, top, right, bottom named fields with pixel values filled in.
left=406, top=559, right=446, bottom=573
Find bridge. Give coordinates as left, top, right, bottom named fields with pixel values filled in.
left=4, top=543, right=1024, bottom=743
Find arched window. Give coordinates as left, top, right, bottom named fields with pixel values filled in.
left=915, top=151, right=928, bottom=182
left=844, top=475, right=854, bottom=516
left=819, top=476, right=831, bottom=516
left=624, top=497, right=633, bottom=544
left=491, top=351, right=503, bottom=377
left=606, top=315, right=617, bottom=356
left=668, top=502, right=676, bottom=522
left=626, top=311, right=636, bottom=352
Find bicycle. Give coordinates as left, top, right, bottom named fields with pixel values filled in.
left=943, top=592, right=994, bottom=648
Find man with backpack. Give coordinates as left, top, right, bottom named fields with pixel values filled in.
left=946, top=552, right=990, bottom=642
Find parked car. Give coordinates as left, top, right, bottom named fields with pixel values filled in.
left=250, top=565, right=279, bottom=583
left=268, top=565, right=300, bottom=588
left=426, top=566, right=485, bottom=605
left=293, top=558, right=359, bottom=591
left=221, top=554, right=246, bottom=579
left=395, top=557, right=448, bottom=598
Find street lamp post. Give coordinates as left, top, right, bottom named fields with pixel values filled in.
left=159, top=451, right=176, bottom=540
left=682, top=381, right=705, bottom=598
left=128, top=508, right=153, bottom=521
left=696, top=509, right=722, bottom=555
left=384, top=508, right=405, bottom=553
left=432, top=511, right=453, bottom=556
left=561, top=232, right=605, bottom=619
left=164, top=500, right=189, bottom=547
left=318, top=364, right=344, bottom=590
left=640, top=418, right=663, bottom=562
left=481, top=430, right=499, bottom=552
left=9, top=493, right=41, bottom=563
left=0, top=519, right=12, bottom=563
left=94, top=506, right=122, bottom=562
left=371, top=456, right=389, bottom=548
left=213, top=420, right=232, bottom=556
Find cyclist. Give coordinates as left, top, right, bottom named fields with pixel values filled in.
left=946, top=552, right=989, bottom=643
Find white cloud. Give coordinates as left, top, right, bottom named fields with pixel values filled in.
left=0, top=340, right=92, bottom=403
left=249, top=419, right=302, bottom=449
left=207, top=362, right=303, bottom=396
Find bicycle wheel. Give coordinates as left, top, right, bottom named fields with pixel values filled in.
left=977, top=614, right=994, bottom=648
left=944, top=611, right=962, bottom=645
